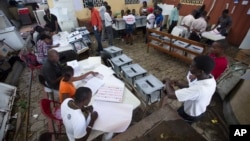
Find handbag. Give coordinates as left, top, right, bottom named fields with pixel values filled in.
left=216, top=62, right=250, bottom=100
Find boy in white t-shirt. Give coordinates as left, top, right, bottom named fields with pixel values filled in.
left=145, top=7, right=155, bottom=43
left=160, top=55, right=216, bottom=124
left=123, top=9, right=136, bottom=45
left=61, top=87, right=98, bottom=141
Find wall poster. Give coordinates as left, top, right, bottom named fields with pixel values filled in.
left=180, top=0, right=204, bottom=6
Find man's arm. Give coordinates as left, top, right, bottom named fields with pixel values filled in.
left=75, top=111, right=98, bottom=141
left=71, top=71, right=98, bottom=82
left=165, top=82, right=177, bottom=99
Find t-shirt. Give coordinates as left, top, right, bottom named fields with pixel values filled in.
left=61, top=98, right=91, bottom=141
left=146, top=13, right=155, bottom=29
left=123, top=14, right=136, bottom=25
left=210, top=54, right=228, bottom=80
left=99, top=5, right=106, bottom=21
left=155, top=14, right=163, bottom=27
left=43, top=14, right=61, bottom=32
left=181, top=14, right=195, bottom=28
left=59, top=79, right=76, bottom=103
left=42, top=60, right=63, bottom=90
left=190, top=17, right=207, bottom=33
left=91, top=8, right=102, bottom=30
left=104, top=12, right=112, bottom=27
left=169, top=7, right=179, bottom=23
left=175, top=75, right=216, bottom=117
left=36, top=40, right=49, bottom=64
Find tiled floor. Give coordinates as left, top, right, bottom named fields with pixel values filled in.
left=9, top=26, right=239, bottom=141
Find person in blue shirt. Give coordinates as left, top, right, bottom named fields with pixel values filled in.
left=155, top=8, right=163, bottom=31
left=168, top=3, right=182, bottom=33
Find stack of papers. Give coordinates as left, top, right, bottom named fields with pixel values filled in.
left=95, top=85, right=125, bottom=103
left=84, top=77, right=105, bottom=95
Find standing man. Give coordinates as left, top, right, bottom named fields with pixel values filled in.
left=189, top=11, right=207, bottom=42
left=212, top=9, right=232, bottom=36
left=99, top=1, right=108, bottom=41
left=168, top=3, right=182, bottom=33
left=159, top=55, right=216, bottom=124
left=43, top=8, right=61, bottom=33
left=104, top=5, right=114, bottom=46
left=154, top=8, right=163, bottom=31
left=86, top=2, right=103, bottom=54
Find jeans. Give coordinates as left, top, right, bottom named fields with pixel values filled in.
left=101, top=20, right=107, bottom=40
left=105, top=25, right=113, bottom=46
left=93, top=29, right=103, bottom=51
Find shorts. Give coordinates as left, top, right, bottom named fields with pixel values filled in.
left=125, top=24, right=134, bottom=34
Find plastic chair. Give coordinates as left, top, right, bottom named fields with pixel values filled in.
left=40, top=99, right=63, bottom=138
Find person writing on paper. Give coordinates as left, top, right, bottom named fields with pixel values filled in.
left=43, top=8, right=61, bottom=34
left=86, top=2, right=104, bottom=54
left=36, top=34, right=60, bottom=64
left=212, top=9, right=232, bottom=36
left=61, top=87, right=98, bottom=141
left=42, top=49, right=63, bottom=90
left=159, top=55, right=216, bottom=124
left=59, top=66, right=98, bottom=103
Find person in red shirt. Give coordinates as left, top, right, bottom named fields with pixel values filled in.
left=86, top=2, right=103, bottom=54
left=209, top=40, right=228, bottom=80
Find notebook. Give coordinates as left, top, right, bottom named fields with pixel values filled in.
left=95, top=85, right=125, bottom=103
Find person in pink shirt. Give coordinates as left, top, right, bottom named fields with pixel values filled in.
left=209, top=40, right=228, bottom=80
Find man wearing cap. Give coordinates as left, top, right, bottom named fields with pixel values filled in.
left=86, top=2, right=103, bottom=53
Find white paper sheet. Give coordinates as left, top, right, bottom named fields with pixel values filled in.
left=93, top=64, right=114, bottom=81
left=84, top=77, right=105, bottom=94
left=67, top=60, right=81, bottom=76
left=92, top=101, right=133, bottom=133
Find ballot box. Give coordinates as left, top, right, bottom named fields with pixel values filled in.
left=113, top=18, right=126, bottom=30
left=111, top=54, right=133, bottom=75
left=172, top=40, right=189, bottom=55
left=135, top=74, right=164, bottom=104
left=135, top=16, right=147, bottom=27
left=103, top=46, right=123, bottom=58
left=186, top=45, right=204, bottom=59
left=121, top=64, right=147, bottom=85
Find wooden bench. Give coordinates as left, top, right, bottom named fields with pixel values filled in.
left=147, top=29, right=207, bottom=64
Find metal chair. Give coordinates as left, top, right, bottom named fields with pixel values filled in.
left=40, top=99, right=63, bottom=139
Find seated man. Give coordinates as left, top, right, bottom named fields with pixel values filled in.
left=61, top=87, right=98, bottom=141
left=209, top=40, right=228, bottom=80
left=41, top=49, right=63, bottom=90
left=160, top=55, right=216, bottom=124
left=212, top=9, right=232, bottom=36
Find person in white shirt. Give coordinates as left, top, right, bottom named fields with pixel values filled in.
left=104, top=5, right=113, bottom=46
left=189, top=11, right=207, bottom=42
left=61, top=87, right=98, bottom=141
left=145, top=7, right=155, bottom=43
left=160, top=55, right=216, bottom=124
left=99, top=1, right=108, bottom=41
left=181, top=10, right=196, bottom=30
left=123, top=9, right=136, bottom=45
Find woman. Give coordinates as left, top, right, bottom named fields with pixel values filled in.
left=36, top=34, right=59, bottom=64
left=59, top=66, right=98, bottom=103
left=123, top=10, right=136, bottom=45
left=139, top=1, right=148, bottom=16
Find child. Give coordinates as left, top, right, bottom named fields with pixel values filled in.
left=123, top=9, right=136, bottom=45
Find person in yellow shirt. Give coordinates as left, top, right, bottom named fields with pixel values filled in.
left=59, top=66, right=98, bottom=103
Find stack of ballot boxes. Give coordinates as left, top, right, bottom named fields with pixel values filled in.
left=110, top=54, right=133, bottom=76
left=135, top=74, right=164, bottom=104
left=75, top=26, right=92, bottom=46
left=121, top=64, right=147, bottom=86
left=103, top=46, right=123, bottom=58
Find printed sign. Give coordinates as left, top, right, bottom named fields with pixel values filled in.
left=180, top=0, right=204, bottom=6
left=125, top=0, right=140, bottom=4
left=83, top=0, right=104, bottom=8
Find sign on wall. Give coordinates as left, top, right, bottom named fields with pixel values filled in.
left=180, top=0, right=204, bottom=6
left=125, top=0, right=140, bottom=4
left=83, top=0, right=104, bottom=8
